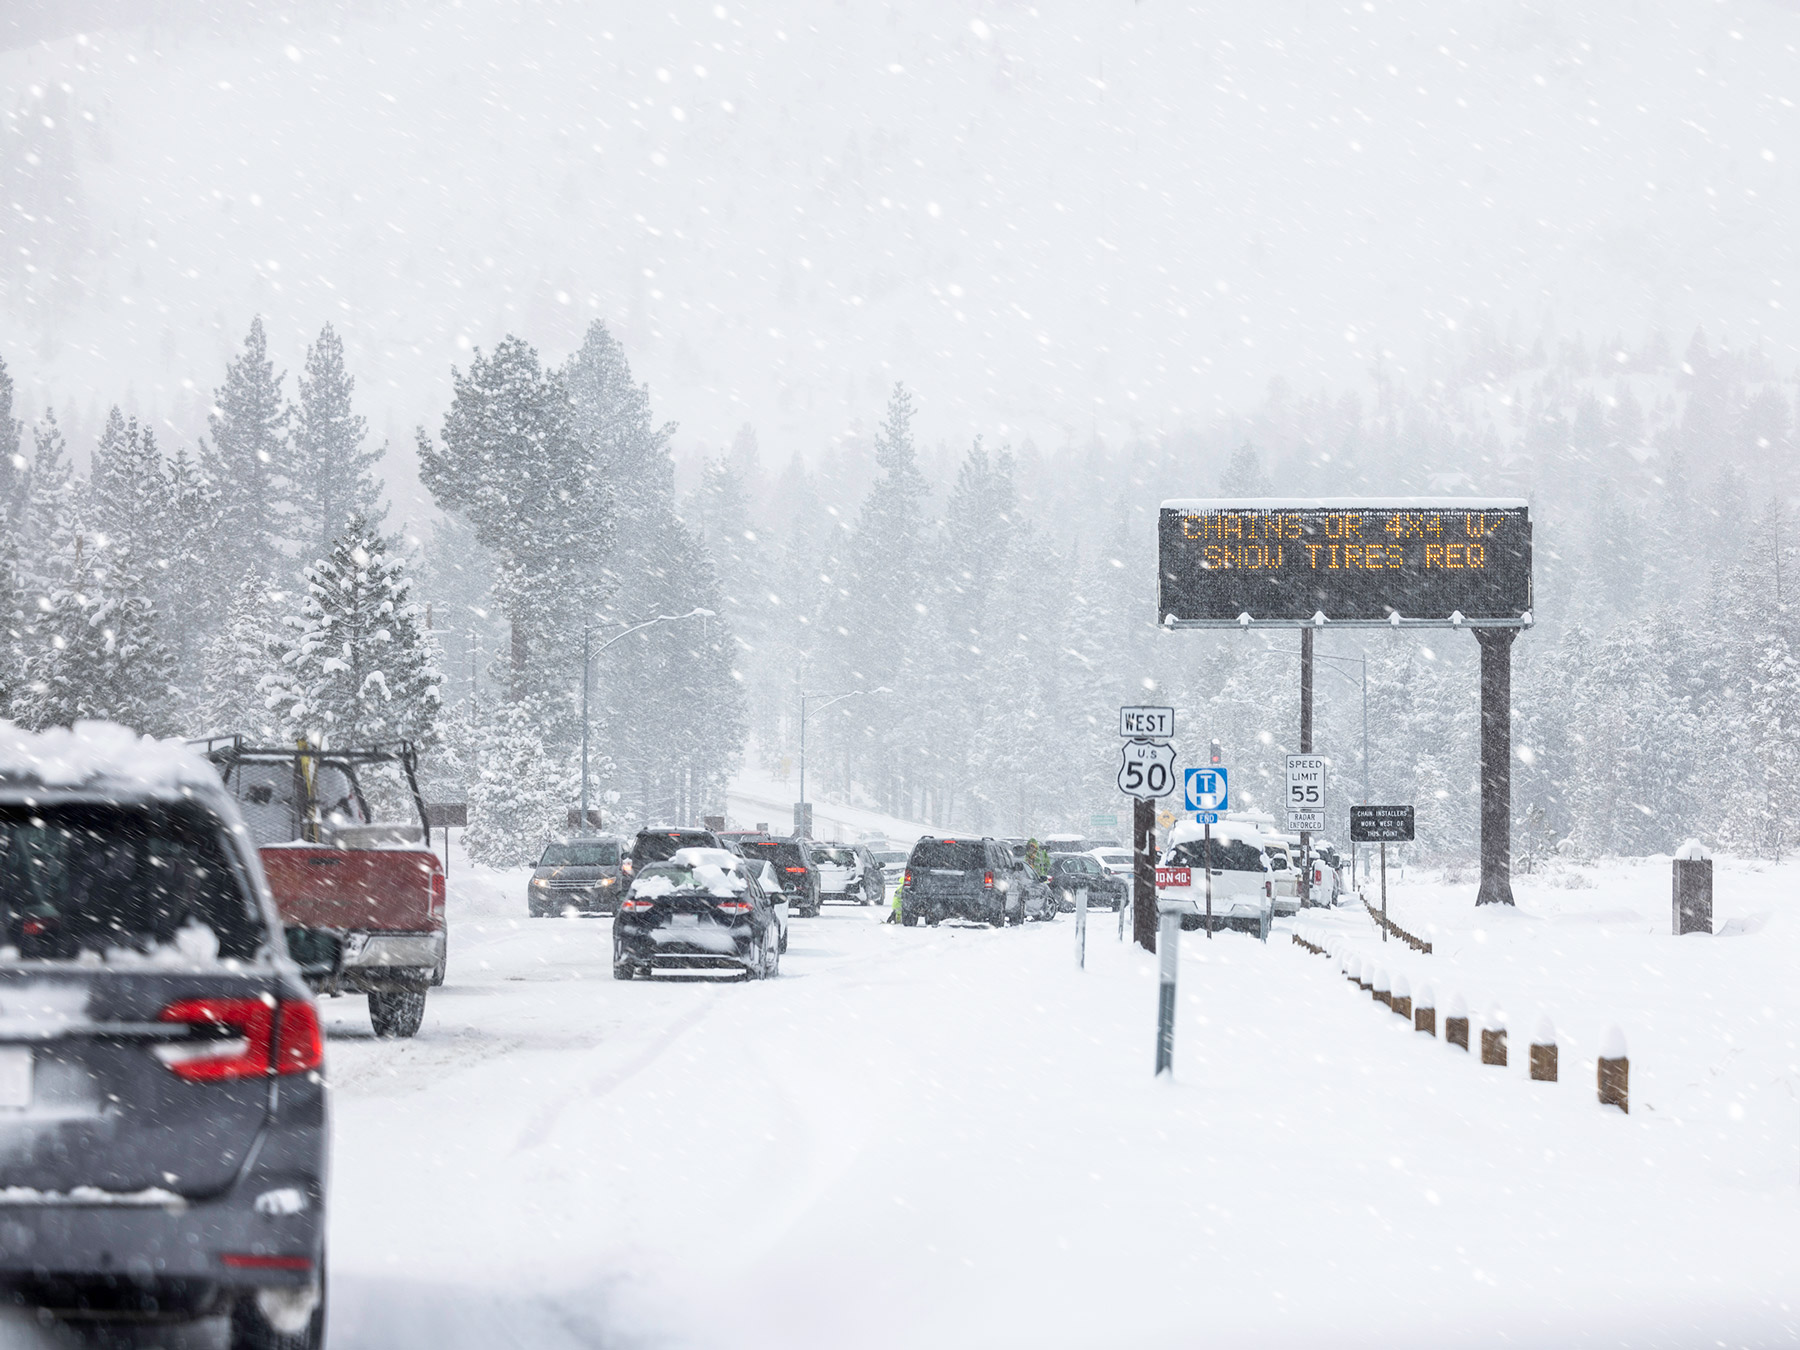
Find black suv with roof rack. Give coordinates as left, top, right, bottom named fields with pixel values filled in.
left=723, top=835, right=822, bottom=916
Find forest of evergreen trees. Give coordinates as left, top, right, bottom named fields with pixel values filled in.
left=3, top=317, right=1796, bottom=866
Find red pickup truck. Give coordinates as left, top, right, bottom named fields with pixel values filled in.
left=201, top=738, right=446, bottom=1038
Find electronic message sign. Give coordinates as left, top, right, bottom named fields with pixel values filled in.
left=1158, top=498, right=1531, bottom=628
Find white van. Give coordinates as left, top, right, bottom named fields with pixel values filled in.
left=1155, top=820, right=1275, bottom=936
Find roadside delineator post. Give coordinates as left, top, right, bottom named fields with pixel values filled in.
left=1347, top=955, right=1362, bottom=988
left=1372, top=967, right=1392, bottom=1008
left=1530, top=1016, right=1558, bottom=1081
left=1444, top=992, right=1469, bottom=1050
left=1391, top=974, right=1412, bottom=1022
left=1075, top=884, right=1089, bottom=971
left=1154, top=901, right=1181, bottom=1076
left=1481, top=1007, right=1509, bottom=1067
left=1414, top=983, right=1436, bottom=1037
left=1598, top=1025, right=1629, bottom=1113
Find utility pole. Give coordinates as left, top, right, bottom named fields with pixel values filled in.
left=1298, top=627, right=1313, bottom=908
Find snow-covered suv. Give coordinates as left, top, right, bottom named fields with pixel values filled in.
left=1156, top=820, right=1274, bottom=937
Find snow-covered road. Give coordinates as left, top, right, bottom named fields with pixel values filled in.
left=7, top=862, right=1794, bottom=1349
left=305, top=861, right=1800, bottom=1350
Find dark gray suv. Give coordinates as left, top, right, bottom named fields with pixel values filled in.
left=0, top=727, right=328, bottom=1347
left=528, top=835, right=626, bottom=916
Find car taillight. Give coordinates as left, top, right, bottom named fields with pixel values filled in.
left=620, top=896, right=655, bottom=913
left=220, top=1254, right=313, bottom=1272
left=431, top=869, right=446, bottom=918
left=275, top=1000, right=324, bottom=1075
left=904, top=870, right=913, bottom=886
left=983, top=872, right=994, bottom=889
left=715, top=898, right=753, bottom=915
left=156, top=998, right=274, bottom=1081
left=785, top=866, right=807, bottom=874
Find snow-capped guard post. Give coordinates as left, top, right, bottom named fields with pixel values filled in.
left=1672, top=840, right=1713, bottom=936
left=1157, top=499, right=1533, bottom=907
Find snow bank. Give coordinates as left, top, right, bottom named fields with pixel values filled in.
left=0, top=721, right=214, bottom=793
left=1532, top=1015, right=1557, bottom=1047
left=1600, top=1024, right=1629, bottom=1058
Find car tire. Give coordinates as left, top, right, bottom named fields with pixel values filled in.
left=229, top=1260, right=325, bottom=1350
left=766, top=931, right=781, bottom=979
left=613, top=961, right=634, bottom=980
left=902, top=910, right=919, bottom=927
left=368, top=989, right=425, bottom=1039
left=429, top=952, right=446, bottom=987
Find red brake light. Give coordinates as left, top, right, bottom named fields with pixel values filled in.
left=430, top=868, right=446, bottom=918
left=220, top=1254, right=314, bottom=1272
left=983, top=872, right=994, bottom=889
left=156, top=998, right=274, bottom=1081
left=715, top=898, right=753, bottom=914
left=785, top=866, right=807, bottom=873
left=275, top=1001, right=324, bottom=1075
left=904, top=870, right=913, bottom=886
left=620, top=896, right=656, bottom=913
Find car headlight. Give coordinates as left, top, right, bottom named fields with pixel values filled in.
left=531, top=878, right=548, bottom=888
left=600, top=876, right=616, bottom=886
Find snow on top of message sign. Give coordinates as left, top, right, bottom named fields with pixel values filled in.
left=1161, top=497, right=1531, bottom=512
left=0, top=721, right=216, bottom=794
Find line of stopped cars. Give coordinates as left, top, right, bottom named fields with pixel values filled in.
left=527, top=827, right=888, bottom=979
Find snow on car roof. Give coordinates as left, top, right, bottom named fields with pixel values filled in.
left=1167, top=819, right=1265, bottom=847
left=0, top=720, right=218, bottom=795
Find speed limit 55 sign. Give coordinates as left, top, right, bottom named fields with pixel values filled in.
left=1117, top=741, right=1177, bottom=799
left=1285, top=754, right=1326, bottom=831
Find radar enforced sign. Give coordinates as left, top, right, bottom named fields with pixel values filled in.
left=1157, top=499, right=1532, bottom=628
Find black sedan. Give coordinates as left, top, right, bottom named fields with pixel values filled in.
left=1046, top=852, right=1129, bottom=912
left=613, top=856, right=783, bottom=980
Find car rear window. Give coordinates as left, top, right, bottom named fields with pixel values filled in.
left=811, top=847, right=855, bottom=866
left=908, top=840, right=986, bottom=870
left=633, top=831, right=713, bottom=864
left=0, top=801, right=265, bottom=962
left=540, top=841, right=620, bottom=867
left=738, top=840, right=809, bottom=870
left=1165, top=838, right=1267, bottom=873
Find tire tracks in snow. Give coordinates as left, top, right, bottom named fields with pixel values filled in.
left=510, top=993, right=718, bottom=1155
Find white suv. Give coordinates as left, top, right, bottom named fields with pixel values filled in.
left=1156, top=821, right=1275, bottom=937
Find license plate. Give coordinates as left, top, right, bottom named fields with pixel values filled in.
left=0, top=1048, right=31, bottom=1110
left=672, top=912, right=699, bottom=928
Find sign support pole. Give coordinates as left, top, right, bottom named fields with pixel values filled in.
left=1204, top=817, right=1213, bottom=939
left=1133, top=796, right=1157, bottom=952
left=1474, top=627, right=1517, bottom=906
left=1380, top=842, right=1387, bottom=940
left=1298, top=628, right=1313, bottom=909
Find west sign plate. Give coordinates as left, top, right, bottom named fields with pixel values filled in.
left=1157, top=498, right=1532, bottom=628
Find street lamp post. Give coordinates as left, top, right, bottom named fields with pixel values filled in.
left=797, top=686, right=891, bottom=838
left=578, top=608, right=715, bottom=832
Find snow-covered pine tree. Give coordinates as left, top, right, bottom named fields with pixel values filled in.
left=22, top=409, right=73, bottom=556
left=841, top=384, right=932, bottom=816
left=0, top=354, right=24, bottom=528
left=292, top=323, right=384, bottom=561
left=200, top=317, right=288, bottom=580
left=418, top=335, right=607, bottom=704
left=157, top=440, right=224, bottom=709
left=194, top=574, right=285, bottom=741
left=266, top=516, right=443, bottom=749
left=464, top=698, right=573, bottom=867
left=89, top=406, right=171, bottom=559
left=16, top=512, right=174, bottom=735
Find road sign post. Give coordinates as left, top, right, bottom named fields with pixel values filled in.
left=1351, top=806, right=1416, bottom=945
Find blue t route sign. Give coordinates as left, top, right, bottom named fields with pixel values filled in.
left=1184, top=766, right=1228, bottom=813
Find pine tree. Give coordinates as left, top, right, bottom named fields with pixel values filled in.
left=89, top=406, right=171, bottom=559
left=418, top=335, right=607, bottom=703
left=201, top=317, right=288, bottom=575
left=195, top=574, right=285, bottom=740
left=266, top=516, right=443, bottom=748
left=16, top=516, right=174, bottom=735
left=0, top=354, right=24, bottom=529
left=464, top=698, right=573, bottom=867
left=292, top=323, right=384, bottom=560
